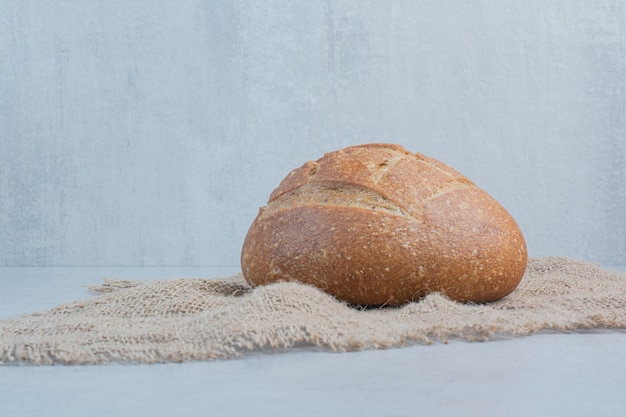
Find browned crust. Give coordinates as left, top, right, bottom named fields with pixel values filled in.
left=242, top=143, right=527, bottom=306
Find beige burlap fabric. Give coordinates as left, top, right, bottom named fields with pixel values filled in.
left=1, top=257, right=625, bottom=365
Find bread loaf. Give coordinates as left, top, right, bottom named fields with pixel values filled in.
left=241, top=143, right=527, bottom=306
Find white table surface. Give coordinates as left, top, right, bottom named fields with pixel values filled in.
left=1, top=266, right=625, bottom=417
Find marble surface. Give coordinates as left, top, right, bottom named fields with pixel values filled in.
left=1, top=266, right=625, bottom=417
left=2, top=1, right=626, bottom=267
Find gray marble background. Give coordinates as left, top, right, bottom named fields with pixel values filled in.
left=1, top=1, right=624, bottom=267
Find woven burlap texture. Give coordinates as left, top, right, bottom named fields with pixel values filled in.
left=1, top=257, right=625, bottom=365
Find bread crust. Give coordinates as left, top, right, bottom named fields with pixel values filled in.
left=241, top=143, right=527, bottom=306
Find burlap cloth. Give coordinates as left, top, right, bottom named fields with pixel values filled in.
left=1, top=257, right=625, bottom=365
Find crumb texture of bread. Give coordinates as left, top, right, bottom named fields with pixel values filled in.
left=241, top=143, right=528, bottom=306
